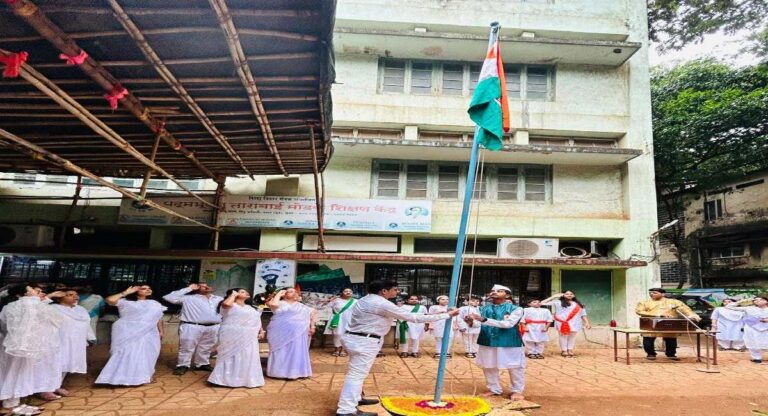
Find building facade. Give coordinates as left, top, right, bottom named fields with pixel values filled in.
left=1, top=0, right=658, bottom=334
left=659, top=170, right=768, bottom=288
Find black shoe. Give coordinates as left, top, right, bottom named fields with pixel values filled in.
left=751, top=359, right=763, bottom=364
left=194, top=364, right=214, bottom=372
left=645, top=355, right=657, bottom=360
left=358, top=398, right=380, bottom=406
left=173, top=366, right=189, bottom=375
left=667, top=356, right=680, bottom=361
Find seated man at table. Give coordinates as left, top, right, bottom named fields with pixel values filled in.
left=635, top=288, right=701, bottom=361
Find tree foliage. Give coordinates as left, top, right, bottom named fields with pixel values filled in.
left=652, top=60, right=768, bottom=287
left=648, top=0, right=768, bottom=52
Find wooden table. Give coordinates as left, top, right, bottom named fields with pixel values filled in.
left=611, top=328, right=718, bottom=365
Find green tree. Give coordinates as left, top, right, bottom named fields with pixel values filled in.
left=648, top=0, right=768, bottom=52
left=652, top=60, right=768, bottom=287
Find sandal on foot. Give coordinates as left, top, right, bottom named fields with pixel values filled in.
left=339, top=351, right=348, bottom=357
left=399, top=352, right=409, bottom=358
left=561, top=352, right=568, bottom=357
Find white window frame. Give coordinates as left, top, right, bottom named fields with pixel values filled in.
left=710, top=245, right=746, bottom=259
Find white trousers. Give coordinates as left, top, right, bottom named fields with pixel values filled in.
left=749, top=348, right=764, bottom=361
left=434, top=336, right=454, bottom=354
left=399, top=338, right=421, bottom=353
left=482, top=367, right=525, bottom=394
left=524, top=340, right=547, bottom=355
left=177, top=323, right=219, bottom=367
left=333, top=334, right=343, bottom=348
left=462, top=332, right=479, bottom=354
left=559, top=333, right=578, bottom=351
left=337, top=334, right=383, bottom=415
left=717, top=339, right=745, bottom=350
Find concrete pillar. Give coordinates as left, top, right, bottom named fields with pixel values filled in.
left=550, top=267, right=561, bottom=293
left=513, top=130, right=529, bottom=145
left=259, top=229, right=298, bottom=251
left=400, top=235, right=415, bottom=254
left=404, top=125, right=419, bottom=141
left=149, top=228, right=171, bottom=249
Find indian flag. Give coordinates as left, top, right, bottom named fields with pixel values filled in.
left=468, top=38, right=510, bottom=151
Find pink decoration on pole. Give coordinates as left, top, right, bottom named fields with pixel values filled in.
left=104, top=84, right=128, bottom=109
left=0, top=51, right=28, bottom=78
left=59, top=50, right=88, bottom=66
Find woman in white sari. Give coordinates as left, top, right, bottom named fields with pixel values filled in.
left=95, top=285, right=166, bottom=386
left=0, top=284, right=64, bottom=415
left=208, top=288, right=265, bottom=388
left=726, top=294, right=768, bottom=363
left=266, top=288, right=316, bottom=379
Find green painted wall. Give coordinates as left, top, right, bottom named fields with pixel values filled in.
left=561, top=269, right=613, bottom=325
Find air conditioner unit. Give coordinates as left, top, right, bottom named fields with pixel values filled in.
left=0, top=225, right=55, bottom=248
left=498, top=238, right=559, bottom=259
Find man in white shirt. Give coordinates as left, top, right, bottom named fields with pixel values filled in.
left=163, top=283, right=223, bottom=375
left=336, top=280, right=460, bottom=416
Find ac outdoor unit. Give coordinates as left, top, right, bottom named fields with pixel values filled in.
left=497, top=238, right=559, bottom=259
left=0, top=225, right=55, bottom=248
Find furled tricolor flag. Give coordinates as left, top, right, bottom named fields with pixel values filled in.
left=467, top=36, right=510, bottom=151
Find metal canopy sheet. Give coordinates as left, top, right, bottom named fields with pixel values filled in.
left=0, top=0, right=335, bottom=178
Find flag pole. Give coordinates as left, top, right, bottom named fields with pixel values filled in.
left=432, top=21, right=501, bottom=406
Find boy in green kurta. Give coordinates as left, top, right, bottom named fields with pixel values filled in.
left=466, top=284, right=526, bottom=401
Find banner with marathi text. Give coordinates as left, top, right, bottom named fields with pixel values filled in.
left=117, top=195, right=431, bottom=232
left=218, top=196, right=431, bottom=232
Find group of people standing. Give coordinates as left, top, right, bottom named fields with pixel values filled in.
left=711, top=294, right=768, bottom=363
left=0, top=282, right=317, bottom=415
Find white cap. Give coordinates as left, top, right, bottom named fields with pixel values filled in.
left=491, top=284, right=511, bottom=292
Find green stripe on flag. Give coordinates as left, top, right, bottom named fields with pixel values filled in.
left=468, top=76, right=504, bottom=151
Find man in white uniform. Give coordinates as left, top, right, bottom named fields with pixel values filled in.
left=466, top=284, right=527, bottom=401
left=711, top=298, right=745, bottom=351
left=336, top=280, right=460, bottom=416
left=397, top=295, right=428, bottom=358
left=457, top=295, right=482, bottom=358
left=521, top=298, right=553, bottom=359
left=163, top=283, right=223, bottom=375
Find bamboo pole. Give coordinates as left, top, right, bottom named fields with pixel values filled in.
left=210, top=180, right=226, bottom=250
left=0, top=76, right=317, bottom=85
left=108, top=0, right=253, bottom=178
left=309, top=125, right=326, bottom=253
left=25, top=6, right=320, bottom=17
left=208, top=0, right=287, bottom=176
left=2, top=1, right=221, bottom=180
left=0, top=128, right=217, bottom=230
left=138, top=132, right=164, bottom=198
left=1, top=53, right=219, bottom=210
left=57, top=174, right=82, bottom=248
left=2, top=26, right=318, bottom=43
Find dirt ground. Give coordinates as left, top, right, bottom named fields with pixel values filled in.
left=30, top=342, right=768, bottom=416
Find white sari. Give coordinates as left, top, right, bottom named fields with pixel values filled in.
left=53, top=304, right=95, bottom=374
left=95, top=299, right=166, bottom=386
left=0, top=297, right=64, bottom=401
left=266, top=301, right=313, bottom=379
left=208, top=304, right=264, bottom=388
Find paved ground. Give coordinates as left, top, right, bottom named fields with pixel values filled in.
left=18, top=340, right=768, bottom=416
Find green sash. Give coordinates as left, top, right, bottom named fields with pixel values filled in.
left=398, top=304, right=422, bottom=343
left=329, top=298, right=355, bottom=329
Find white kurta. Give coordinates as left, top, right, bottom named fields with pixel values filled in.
left=0, top=297, right=63, bottom=401
left=475, top=307, right=526, bottom=369
left=457, top=306, right=481, bottom=334
left=398, top=304, right=427, bottom=339
left=544, top=301, right=587, bottom=333
left=323, top=298, right=357, bottom=336
left=428, top=305, right=457, bottom=339
left=53, top=304, right=95, bottom=374
left=208, top=304, right=264, bottom=388
left=266, top=301, right=313, bottom=379
left=711, top=307, right=745, bottom=342
left=95, top=299, right=166, bottom=386
left=521, top=307, right=553, bottom=343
